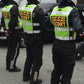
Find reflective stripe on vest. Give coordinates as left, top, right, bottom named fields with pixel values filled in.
left=55, top=36, right=76, bottom=40
left=24, top=30, right=41, bottom=34
left=50, top=6, right=76, bottom=40
left=19, top=4, right=41, bottom=34
left=2, top=5, right=13, bottom=29
left=22, top=22, right=40, bottom=26
left=55, top=27, right=73, bottom=31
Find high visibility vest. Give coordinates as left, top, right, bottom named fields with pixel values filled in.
left=2, top=5, right=13, bottom=29
left=2, top=5, right=22, bottom=30
left=50, top=6, right=76, bottom=41
left=19, top=4, right=41, bottom=34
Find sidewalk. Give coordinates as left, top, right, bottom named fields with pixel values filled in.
left=0, top=44, right=84, bottom=84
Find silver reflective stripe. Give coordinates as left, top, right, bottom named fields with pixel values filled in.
left=33, top=30, right=40, bottom=33
left=23, top=22, right=40, bottom=26
left=24, top=30, right=41, bottom=34
left=52, top=7, right=73, bottom=15
left=24, top=30, right=33, bottom=33
left=21, top=5, right=36, bottom=11
left=55, top=36, right=76, bottom=40
left=18, top=19, right=21, bottom=22
left=33, top=23, right=40, bottom=26
left=15, top=26, right=22, bottom=29
left=6, top=27, right=8, bottom=29
left=55, top=27, right=73, bottom=31
left=5, top=21, right=9, bottom=23
left=0, top=36, right=7, bottom=39
left=23, top=22, right=32, bottom=25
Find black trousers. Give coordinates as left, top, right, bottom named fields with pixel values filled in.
left=6, top=36, right=21, bottom=69
left=23, top=34, right=43, bottom=81
left=51, top=40, right=76, bottom=84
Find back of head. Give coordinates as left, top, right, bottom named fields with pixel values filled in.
left=13, top=0, right=23, bottom=6
left=2, top=0, right=11, bottom=6
left=58, top=0, right=77, bottom=6
left=58, top=0, right=77, bottom=4
left=27, top=0, right=40, bottom=5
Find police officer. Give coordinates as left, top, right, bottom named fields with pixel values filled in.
left=19, top=0, right=45, bottom=84
left=1, top=0, right=23, bottom=72
left=50, top=0, right=83, bottom=84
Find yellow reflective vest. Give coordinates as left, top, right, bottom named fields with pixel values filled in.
left=50, top=6, right=76, bottom=40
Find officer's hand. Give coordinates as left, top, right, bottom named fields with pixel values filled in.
left=4, top=30, right=10, bottom=37
left=4, top=30, right=7, bottom=33
left=5, top=33, right=10, bottom=37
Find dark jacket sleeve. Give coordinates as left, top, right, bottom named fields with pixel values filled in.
left=8, top=6, right=19, bottom=33
left=34, top=6, right=46, bottom=33
left=69, top=8, right=83, bottom=34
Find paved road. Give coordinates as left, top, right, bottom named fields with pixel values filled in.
left=0, top=43, right=84, bottom=84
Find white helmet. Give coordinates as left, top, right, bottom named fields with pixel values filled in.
left=13, top=0, right=23, bottom=6
left=71, top=0, right=77, bottom=5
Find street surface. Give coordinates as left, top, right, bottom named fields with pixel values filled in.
left=0, top=41, right=84, bottom=84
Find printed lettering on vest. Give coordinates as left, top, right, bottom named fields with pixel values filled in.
left=2, top=12, right=9, bottom=19
left=20, top=11, right=31, bottom=20
left=51, top=16, right=67, bottom=27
